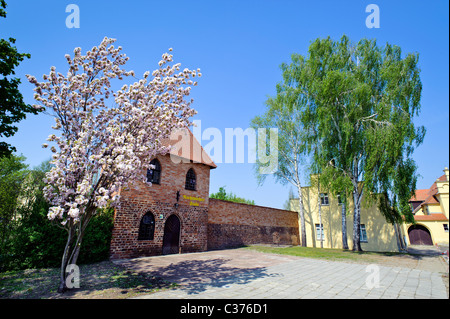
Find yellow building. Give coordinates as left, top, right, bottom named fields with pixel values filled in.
left=290, top=179, right=404, bottom=253
left=290, top=168, right=449, bottom=253
left=403, top=167, right=449, bottom=246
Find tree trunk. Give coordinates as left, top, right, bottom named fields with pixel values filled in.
left=352, top=190, right=362, bottom=252
left=317, top=179, right=323, bottom=248
left=58, top=230, right=85, bottom=293
left=68, top=224, right=88, bottom=267
left=57, top=207, right=95, bottom=293
left=393, top=222, right=406, bottom=251
left=58, top=226, right=74, bottom=293
left=341, top=200, right=349, bottom=250
left=296, top=186, right=307, bottom=247
left=398, top=223, right=407, bottom=250
left=318, top=203, right=323, bottom=248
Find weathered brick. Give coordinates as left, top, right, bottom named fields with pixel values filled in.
left=207, top=198, right=299, bottom=250
left=110, top=153, right=300, bottom=259
left=110, top=154, right=210, bottom=259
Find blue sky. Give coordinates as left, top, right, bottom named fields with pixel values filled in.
left=1, top=0, right=448, bottom=209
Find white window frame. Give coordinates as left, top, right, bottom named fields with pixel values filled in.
left=360, top=224, right=368, bottom=242
left=315, top=223, right=324, bottom=241
left=320, top=193, right=329, bottom=206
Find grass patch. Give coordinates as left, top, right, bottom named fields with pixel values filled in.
left=245, top=245, right=403, bottom=263
left=0, top=260, right=176, bottom=299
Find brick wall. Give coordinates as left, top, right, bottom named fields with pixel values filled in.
left=110, top=153, right=300, bottom=259
left=119, top=154, right=211, bottom=208
left=207, top=198, right=299, bottom=250
left=110, top=154, right=211, bottom=259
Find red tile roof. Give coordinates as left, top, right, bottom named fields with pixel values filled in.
left=423, top=195, right=439, bottom=205
left=409, top=174, right=447, bottom=214
left=414, top=213, right=448, bottom=221
left=410, top=189, right=429, bottom=201
left=162, top=128, right=217, bottom=169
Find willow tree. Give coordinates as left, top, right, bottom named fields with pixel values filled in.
left=283, top=35, right=424, bottom=251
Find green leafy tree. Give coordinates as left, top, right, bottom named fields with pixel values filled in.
left=210, top=186, right=255, bottom=205
left=284, top=35, right=424, bottom=251
left=2, top=160, right=65, bottom=270
left=251, top=86, right=309, bottom=246
left=0, top=0, right=39, bottom=157
left=0, top=154, right=27, bottom=262
left=2, top=159, right=115, bottom=271
left=318, top=168, right=353, bottom=249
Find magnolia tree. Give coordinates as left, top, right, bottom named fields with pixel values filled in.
left=27, top=37, right=200, bottom=292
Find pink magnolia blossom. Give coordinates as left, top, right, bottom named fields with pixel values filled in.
left=27, top=37, right=199, bottom=292
left=27, top=37, right=198, bottom=227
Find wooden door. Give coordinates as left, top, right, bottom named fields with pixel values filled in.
left=162, top=215, right=181, bottom=255
left=408, top=225, right=433, bottom=245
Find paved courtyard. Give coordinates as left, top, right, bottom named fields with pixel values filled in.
left=112, top=248, right=449, bottom=299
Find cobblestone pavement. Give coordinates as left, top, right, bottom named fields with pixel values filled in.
left=113, top=248, right=448, bottom=299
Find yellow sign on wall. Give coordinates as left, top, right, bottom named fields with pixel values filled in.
left=183, top=194, right=204, bottom=206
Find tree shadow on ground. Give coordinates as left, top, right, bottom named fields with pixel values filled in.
left=406, top=245, right=443, bottom=258
left=0, top=260, right=173, bottom=299
left=128, top=258, right=280, bottom=295
left=349, top=244, right=443, bottom=261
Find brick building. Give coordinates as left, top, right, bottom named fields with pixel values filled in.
left=110, top=129, right=299, bottom=259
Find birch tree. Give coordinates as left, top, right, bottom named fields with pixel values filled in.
left=291, top=35, right=424, bottom=251
left=250, top=85, right=309, bottom=247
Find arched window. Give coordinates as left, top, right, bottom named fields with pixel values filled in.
left=147, top=159, right=161, bottom=184
left=138, top=212, right=155, bottom=240
left=185, top=168, right=196, bottom=190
